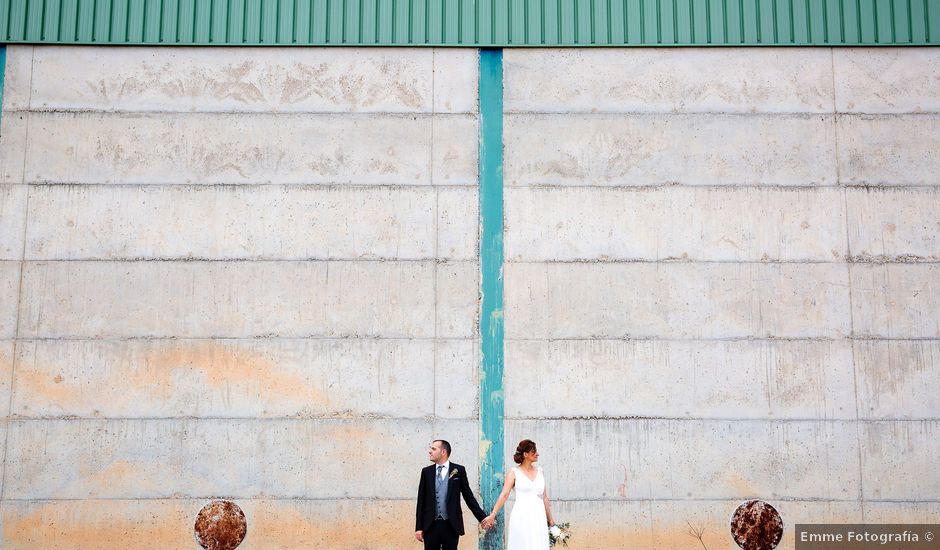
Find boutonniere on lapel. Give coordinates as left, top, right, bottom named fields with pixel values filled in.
left=448, top=468, right=459, bottom=480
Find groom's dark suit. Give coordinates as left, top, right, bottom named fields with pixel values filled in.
left=416, top=462, right=487, bottom=550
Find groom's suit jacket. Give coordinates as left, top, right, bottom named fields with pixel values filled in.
left=416, top=462, right=487, bottom=536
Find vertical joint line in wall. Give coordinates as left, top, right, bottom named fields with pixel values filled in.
left=431, top=48, right=438, bottom=421
left=478, top=47, right=504, bottom=550
left=832, top=46, right=864, bottom=520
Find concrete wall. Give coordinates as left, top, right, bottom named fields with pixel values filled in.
left=0, top=46, right=482, bottom=549
left=0, top=45, right=938, bottom=550
left=502, top=47, right=940, bottom=549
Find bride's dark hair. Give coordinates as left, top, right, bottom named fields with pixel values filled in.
left=513, top=439, right=537, bottom=464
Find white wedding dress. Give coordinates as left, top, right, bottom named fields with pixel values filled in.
left=507, top=466, right=549, bottom=550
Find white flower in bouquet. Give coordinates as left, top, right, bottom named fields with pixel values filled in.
left=549, top=522, right=571, bottom=547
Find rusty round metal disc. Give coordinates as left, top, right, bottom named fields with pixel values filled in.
left=194, top=500, right=247, bottom=550
left=730, top=500, right=784, bottom=550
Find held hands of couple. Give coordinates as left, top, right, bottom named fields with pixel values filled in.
left=480, top=515, right=496, bottom=530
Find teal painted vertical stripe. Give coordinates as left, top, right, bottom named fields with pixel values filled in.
left=478, top=47, right=504, bottom=550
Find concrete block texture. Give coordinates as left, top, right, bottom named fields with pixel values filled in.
left=505, top=340, right=856, bottom=420
left=0, top=262, right=21, bottom=338
left=1, top=499, right=482, bottom=550
left=4, top=418, right=477, bottom=499
left=833, top=48, right=940, bottom=114
left=23, top=112, right=477, bottom=185
left=547, top=500, right=862, bottom=550
left=25, top=47, right=477, bottom=114
left=837, top=115, right=940, bottom=186
left=860, top=421, right=940, bottom=500
left=855, top=340, right=940, bottom=420
left=18, top=260, right=476, bottom=338
left=1, top=46, right=33, bottom=112
left=851, top=264, right=940, bottom=338
left=0, top=340, right=12, bottom=417
left=505, top=48, right=834, bottom=114
left=0, top=185, right=27, bottom=260
left=25, top=185, right=477, bottom=261
left=11, top=339, right=474, bottom=419
left=505, top=113, right=836, bottom=186
left=506, top=419, right=860, bottom=500
left=506, top=187, right=847, bottom=262
left=505, top=263, right=851, bottom=339
left=846, top=188, right=940, bottom=261
left=0, top=113, right=27, bottom=184
left=864, top=502, right=940, bottom=523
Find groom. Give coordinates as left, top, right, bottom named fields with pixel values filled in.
left=415, top=440, right=489, bottom=550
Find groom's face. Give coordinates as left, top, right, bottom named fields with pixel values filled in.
left=428, top=441, right=447, bottom=463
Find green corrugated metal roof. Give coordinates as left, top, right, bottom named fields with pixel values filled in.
left=0, top=0, right=937, bottom=46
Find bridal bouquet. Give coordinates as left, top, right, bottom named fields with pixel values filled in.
left=549, top=523, right=571, bottom=547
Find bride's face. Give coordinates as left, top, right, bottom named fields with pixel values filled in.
left=525, top=449, right=539, bottom=462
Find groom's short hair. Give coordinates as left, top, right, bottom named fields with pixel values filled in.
left=434, top=439, right=452, bottom=456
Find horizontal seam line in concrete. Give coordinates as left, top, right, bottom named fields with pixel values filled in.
left=504, top=110, right=940, bottom=116
left=6, top=415, right=478, bottom=421
left=17, top=182, right=481, bottom=190
left=22, top=181, right=482, bottom=188
left=506, top=417, right=940, bottom=422
left=506, top=183, right=940, bottom=190
left=7, top=109, right=481, bottom=117
left=4, top=497, right=937, bottom=504
left=14, top=258, right=479, bottom=264
left=1, top=336, right=479, bottom=342
left=505, top=259, right=940, bottom=265
left=15, top=257, right=481, bottom=263
left=504, top=337, right=940, bottom=342
left=6, top=417, right=934, bottom=423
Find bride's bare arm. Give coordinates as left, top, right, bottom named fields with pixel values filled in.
left=483, top=469, right=516, bottom=526
left=543, top=483, right=555, bottom=527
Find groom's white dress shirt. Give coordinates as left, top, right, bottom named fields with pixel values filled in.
left=437, top=461, right=451, bottom=480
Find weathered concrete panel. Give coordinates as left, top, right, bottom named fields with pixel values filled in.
left=0, top=499, right=482, bottom=550
left=437, top=187, right=479, bottom=261
left=435, top=339, right=478, bottom=419
left=846, top=188, right=940, bottom=262
left=860, top=421, right=940, bottom=500
left=0, top=113, right=27, bottom=184
left=433, top=49, right=479, bottom=114
left=24, top=112, right=441, bottom=185
left=864, top=502, right=940, bottom=523
left=27, top=47, right=470, bottom=113
left=506, top=263, right=851, bottom=339
left=0, top=185, right=27, bottom=260
left=0, top=341, right=13, bottom=417
left=855, top=341, right=940, bottom=420
left=18, top=261, right=444, bottom=338
left=436, top=262, right=478, bottom=339
left=11, top=339, right=478, bottom=418
left=506, top=187, right=847, bottom=262
left=431, top=115, right=479, bottom=186
left=0, top=262, right=21, bottom=339
left=505, top=114, right=837, bottom=187
left=834, top=48, right=940, bottom=114
left=1, top=46, right=33, bottom=112
left=837, top=115, right=940, bottom=186
left=25, top=185, right=470, bottom=260
left=4, top=418, right=476, bottom=499
left=851, top=265, right=940, bottom=338
left=507, top=419, right=860, bottom=500
left=505, top=340, right=856, bottom=420
left=506, top=48, right=834, bottom=114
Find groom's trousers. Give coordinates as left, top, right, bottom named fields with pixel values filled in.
left=424, top=518, right=459, bottom=550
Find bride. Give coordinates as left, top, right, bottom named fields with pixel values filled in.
left=482, top=439, right=555, bottom=550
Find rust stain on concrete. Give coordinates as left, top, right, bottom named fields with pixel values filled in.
left=194, top=500, right=247, bottom=550
left=730, top=500, right=783, bottom=550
